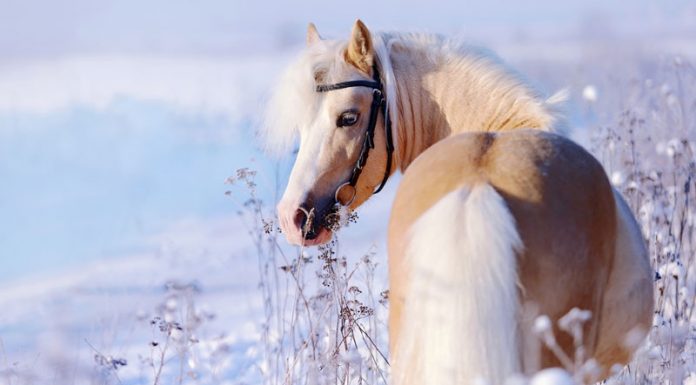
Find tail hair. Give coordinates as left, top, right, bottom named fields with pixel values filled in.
left=393, top=184, right=523, bottom=385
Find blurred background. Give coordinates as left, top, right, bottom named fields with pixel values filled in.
left=0, top=0, right=694, bottom=383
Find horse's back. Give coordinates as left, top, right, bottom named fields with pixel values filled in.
left=388, top=129, right=621, bottom=373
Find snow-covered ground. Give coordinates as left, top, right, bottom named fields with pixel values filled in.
left=1, top=1, right=695, bottom=384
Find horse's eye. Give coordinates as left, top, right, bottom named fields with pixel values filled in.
left=337, top=111, right=359, bottom=127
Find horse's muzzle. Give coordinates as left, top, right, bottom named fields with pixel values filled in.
left=294, top=201, right=337, bottom=241
left=277, top=197, right=336, bottom=246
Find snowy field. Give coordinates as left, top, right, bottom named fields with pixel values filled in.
left=1, top=1, right=695, bottom=384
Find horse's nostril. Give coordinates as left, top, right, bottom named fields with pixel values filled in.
left=294, top=207, right=319, bottom=240
left=293, top=208, right=308, bottom=230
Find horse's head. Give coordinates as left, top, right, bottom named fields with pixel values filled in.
left=265, top=20, right=395, bottom=246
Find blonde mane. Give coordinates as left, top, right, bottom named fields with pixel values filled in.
left=260, top=31, right=561, bottom=158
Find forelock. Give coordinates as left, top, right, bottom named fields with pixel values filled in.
left=260, top=40, right=346, bottom=156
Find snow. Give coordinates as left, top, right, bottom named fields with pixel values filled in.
left=1, top=1, right=695, bottom=384
left=582, top=85, right=597, bottom=102
left=0, top=55, right=287, bottom=120
left=530, top=368, right=575, bottom=385
left=533, top=315, right=552, bottom=335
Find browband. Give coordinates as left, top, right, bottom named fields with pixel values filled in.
left=316, top=80, right=381, bottom=92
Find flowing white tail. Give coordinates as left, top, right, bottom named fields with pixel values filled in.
left=394, top=184, right=523, bottom=385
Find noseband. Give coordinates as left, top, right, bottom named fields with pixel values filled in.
left=316, top=64, right=394, bottom=206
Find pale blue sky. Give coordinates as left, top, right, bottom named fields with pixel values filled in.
left=0, top=0, right=693, bottom=57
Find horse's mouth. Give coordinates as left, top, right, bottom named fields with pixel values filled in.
left=302, top=226, right=332, bottom=246
left=301, top=204, right=340, bottom=245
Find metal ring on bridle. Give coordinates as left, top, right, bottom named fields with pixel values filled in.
left=334, top=182, right=357, bottom=207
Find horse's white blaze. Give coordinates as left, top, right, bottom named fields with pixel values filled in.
left=276, top=114, right=336, bottom=244
left=281, top=124, right=324, bottom=202
left=395, top=184, right=522, bottom=385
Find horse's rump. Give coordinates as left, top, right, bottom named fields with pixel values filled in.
left=388, top=130, right=619, bottom=379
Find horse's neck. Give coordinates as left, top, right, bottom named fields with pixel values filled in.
left=391, top=45, right=556, bottom=170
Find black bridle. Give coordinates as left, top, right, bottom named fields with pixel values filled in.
left=316, top=64, right=394, bottom=206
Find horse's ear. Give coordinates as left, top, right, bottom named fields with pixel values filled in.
left=307, top=23, right=322, bottom=45
left=345, top=19, right=374, bottom=74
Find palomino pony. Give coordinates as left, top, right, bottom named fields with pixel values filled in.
left=265, top=20, right=653, bottom=384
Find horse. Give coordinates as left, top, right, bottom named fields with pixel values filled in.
left=263, top=20, right=654, bottom=384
